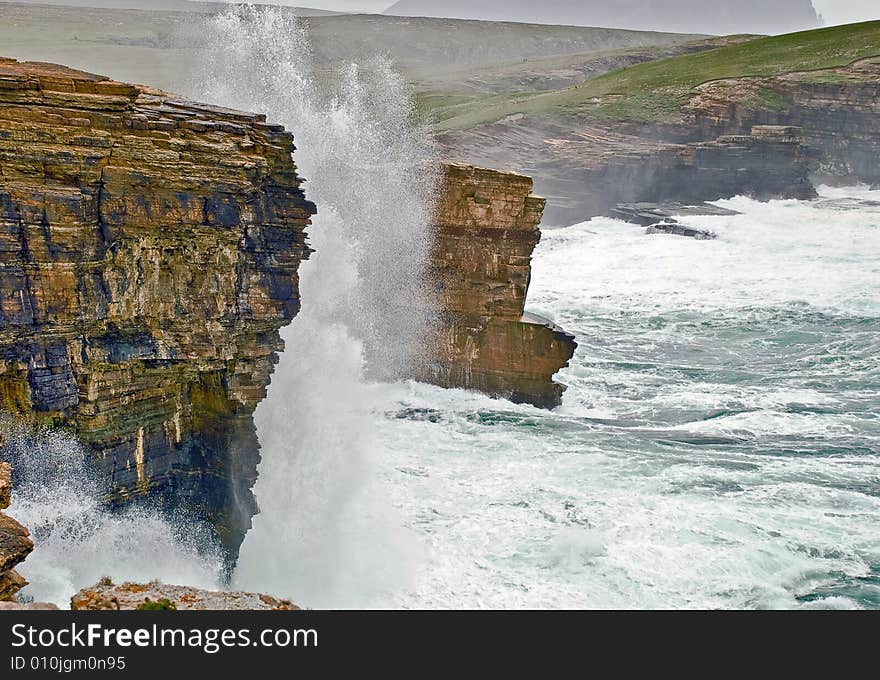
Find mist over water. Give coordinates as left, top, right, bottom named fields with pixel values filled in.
left=191, top=5, right=438, bottom=607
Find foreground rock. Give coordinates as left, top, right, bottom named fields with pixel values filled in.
left=0, top=462, right=34, bottom=602
left=420, top=163, right=577, bottom=408
left=72, top=581, right=300, bottom=611
left=0, top=58, right=316, bottom=561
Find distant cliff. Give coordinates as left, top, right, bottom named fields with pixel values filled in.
left=421, top=163, right=576, bottom=408
left=681, top=58, right=880, bottom=189
left=434, top=23, right=880, bottom=224
left=0, top=58, right=316, bottom=561
left=386, top=0, right=819, bottom=35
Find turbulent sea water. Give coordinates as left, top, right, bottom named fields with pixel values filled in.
left=373, top=187, right=880, bottom=609
left=6, top=8, right=878, bottom=610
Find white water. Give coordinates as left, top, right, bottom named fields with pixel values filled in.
left=192, top=6, right=438, bottom=608
left=4, top=420, right=222, bottom=606
left=372, top=187, right=880, bottom=609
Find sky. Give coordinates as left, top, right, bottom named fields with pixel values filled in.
left=255, top=0, right=878, bottom=26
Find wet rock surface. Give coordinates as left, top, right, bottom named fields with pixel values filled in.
left=611, top=201, right=740, bottom=226
left=0, top=462, right=34, bottom=602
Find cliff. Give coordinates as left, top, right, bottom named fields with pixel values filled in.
left=682, top=58, right=880, bottom=188
left=0, top=462, right=33, bottom=602
left=434, top=22, right=880, bottom=224
left=0, top=59, right=577, bottom=568
left=0, top=57, right=316, bottom=561
left=420, top=163, right=577, bottom=408
left=441, top=123, right=817, bottom=225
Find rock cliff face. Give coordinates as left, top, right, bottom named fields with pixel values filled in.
left=420, top=163, right=576, bottom=408
left=682, top=58, right=880, bottom=188
left=0, top=58, right=316, bottom=560
left=0, top=462, right=33, bottom=601
left=441, top=122, right=817, bottom=225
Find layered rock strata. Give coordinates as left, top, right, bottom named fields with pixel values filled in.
left=0, top=58, right=316, bottom=561
left=420, top=163, right=577, bottom=408
left=0, top=59, right=576, bottom=569
left=682, top=58, right=880, bottom=188
left=440, top=58, right=879, bottom=225
left=0, top=462, right=33, bottom=602
left=441, top=123, right=817, bottom=225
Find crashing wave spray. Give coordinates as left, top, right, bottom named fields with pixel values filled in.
left=191, top=6, right=438, bottom=606
left=1, top=418, right=222, bottom=607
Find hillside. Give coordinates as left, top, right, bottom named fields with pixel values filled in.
left=430, top=21, right=880, bottom=130
left=0, top=2, right=703, bottom=87
left=435, top=21, right=880, bottom=223
left=385, top=0, right=819, bottom=35
left=0, top=0, right=341, bottom=13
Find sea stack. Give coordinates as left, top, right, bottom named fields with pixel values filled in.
left=421, top=163, right=577, bottom=408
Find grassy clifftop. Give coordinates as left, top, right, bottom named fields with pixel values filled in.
left=430, top=21, right=880, bottom=129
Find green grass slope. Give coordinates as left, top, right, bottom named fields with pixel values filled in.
left=432, top=21, right=880, bottom=130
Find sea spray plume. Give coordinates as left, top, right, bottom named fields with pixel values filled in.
left=196, top=5, right=439, bottom=376
left=191, top=5, right=437, bottom=606
left=0, top=417, right=222, bottom=607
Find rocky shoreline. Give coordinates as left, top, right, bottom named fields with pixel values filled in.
left=0, top=58, right=577, bottom=563
left=439, top=59, right=879, bottom=226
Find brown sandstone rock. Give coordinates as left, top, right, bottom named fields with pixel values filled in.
left=0, top=462, right=33, bottom=602
left=0, top=513, right=32, bottom=576
left=0, top=58, right=316, bottom=560
left=421, top=163, right=577, bottom=408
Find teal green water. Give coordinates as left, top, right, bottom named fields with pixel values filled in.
left=377, top=188, right=880, bottom=609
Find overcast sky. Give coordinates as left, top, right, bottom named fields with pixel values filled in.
left=254, top=0, right=878, bottom=26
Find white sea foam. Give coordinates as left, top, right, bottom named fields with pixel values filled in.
left=1, top=421, right=222, bottom=608
left=192, top=6, right=436, bottom=608
left=374, top=188, right=880, bottom=609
